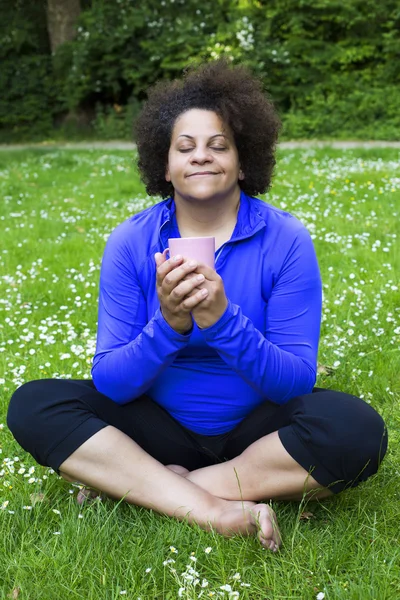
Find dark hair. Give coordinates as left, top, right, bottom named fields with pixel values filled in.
left=135, top=59, right=282, bottom=198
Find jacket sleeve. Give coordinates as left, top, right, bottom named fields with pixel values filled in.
left=198, top=226, right=322, bottom=404
left=91, top=226, right=192, bottom=404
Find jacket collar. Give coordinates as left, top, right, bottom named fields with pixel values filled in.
left=159, top=190, right=267, bottom=251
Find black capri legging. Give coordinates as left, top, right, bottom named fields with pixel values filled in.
left=7, top=380, right=388, bottom=494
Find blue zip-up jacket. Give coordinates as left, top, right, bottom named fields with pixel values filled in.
left=92, top=191, right=322, bottom=434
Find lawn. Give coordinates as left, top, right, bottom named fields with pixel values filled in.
left=0, top=147, right=399, bottom=599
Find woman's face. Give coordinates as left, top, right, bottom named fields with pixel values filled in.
left=166, top=109, right=242, bottom=203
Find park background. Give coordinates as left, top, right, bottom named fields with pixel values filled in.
left=1, top=0, right=399, bottom=143
left=0, top=1, right=399, bottom=599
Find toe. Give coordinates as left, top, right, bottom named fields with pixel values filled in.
left=76, top=489, right=89, bottom=505
left=76, top=487, right=102, bottom=505
left=252, top=503, right=282, bottom=551
left=266, top=506, right=282, bottom=548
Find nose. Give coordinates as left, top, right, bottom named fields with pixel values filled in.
left=190, top=144, right=213, bottom=164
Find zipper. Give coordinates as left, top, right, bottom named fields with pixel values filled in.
left=159, top=218, right=170, bottom=253
left=159, top=215, right=266, bottom=266
left=215, top=225, right=265, bottom=266
left=215, top=245, right=225, bottom=265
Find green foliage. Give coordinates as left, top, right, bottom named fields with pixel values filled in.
left=0, top=0, right=56, bottom=138
left=1, top=0, right=399, bottom=140
left=282, top=82, right=400, bottom=140
left=0, top=55, right=55, bottom=136
left=246, top=0, right=400, bottom=139
left=92, top=95, right=142, bottom=140
left=54, top=0, right=248, bottom=105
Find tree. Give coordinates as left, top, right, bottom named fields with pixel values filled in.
left=46, top=0, right=81, bottom=53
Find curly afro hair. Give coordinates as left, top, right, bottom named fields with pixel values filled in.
left=135, top=59, right=282, bottom=199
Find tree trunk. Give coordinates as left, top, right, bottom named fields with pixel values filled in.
left=47, top=0, right=82, bottom=53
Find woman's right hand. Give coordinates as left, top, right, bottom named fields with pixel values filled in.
left=155, top=249, right=209, bottom=334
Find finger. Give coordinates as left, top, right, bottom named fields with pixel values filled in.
left=156, top=257, right=182, bottom=288
left=182, top=287, right=209, bottom=308
left=156, top=251, right=182, bottom=282
left=183, top=287, right=201, bottom=300
left=181, top=272, right=199, bottom=282
left=154, top=248, right=169, bottom=267
left=185, top=260, right=217, bottom=280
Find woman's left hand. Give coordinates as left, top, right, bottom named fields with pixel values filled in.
left=182, top=262, right=228, bottom=329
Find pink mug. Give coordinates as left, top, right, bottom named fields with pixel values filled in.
left=168, top=236, right=215, bottom=269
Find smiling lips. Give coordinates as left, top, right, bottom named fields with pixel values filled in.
left=187, top=172, right=219, bottom=177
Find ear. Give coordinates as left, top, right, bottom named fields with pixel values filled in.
left=165, top=165, right=171, bottom=182
left=239, top=169, right=245, bottom=181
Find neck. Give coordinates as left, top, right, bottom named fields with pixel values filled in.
left=174, top=189, right=241, bottom=236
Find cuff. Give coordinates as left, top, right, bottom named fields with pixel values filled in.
left=197, top=298, right=235, bottom=337
left=154, top=307, right=193, bottom=339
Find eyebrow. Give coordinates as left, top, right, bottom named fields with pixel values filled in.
left=177, top=134, right=228, bottom=140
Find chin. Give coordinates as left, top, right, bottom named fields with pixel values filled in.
left=186, top=191, right=224, bottom=203
left=175, top=185, right=218, bottom=200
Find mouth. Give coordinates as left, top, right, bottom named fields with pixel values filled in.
left=187, top=172, right=219, bottom=178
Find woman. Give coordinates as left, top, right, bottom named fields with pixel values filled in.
left=7, top=60, right=387, bottom=552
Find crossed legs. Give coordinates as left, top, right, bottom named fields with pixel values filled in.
left=59, top=426, right=333, bottom=553
left=9, top=381, right=386, bottom=551
left=169, top=430, right=333, bottom=501
left=59, top=425, right=283, bottom=551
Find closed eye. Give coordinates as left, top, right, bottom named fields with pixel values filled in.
left=178, top=147, right=227, bottom=153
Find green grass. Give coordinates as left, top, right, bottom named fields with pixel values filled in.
left=0, top=148, right=399, bottom=599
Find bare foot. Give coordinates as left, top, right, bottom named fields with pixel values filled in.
left=214, top=500, right=282, bottom=552
left=76, top=487, right=104, bottom=505
left=250, top=503, right=282, bottom=551
left=165, top=467, right=281, bottom=550
left=166, top=464, right=190, bottom=476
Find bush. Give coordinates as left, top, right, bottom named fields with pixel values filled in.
left=0, top=55, right=55, bottom=138
left=0, top=0, right=57, bottom=139
left=1, top=0, right=399, bottom=140
left=92, top=96, right=142, bottom=140
left=247, top=0, right=400, bottom=139
left=55, top=0, right=248, bottom=107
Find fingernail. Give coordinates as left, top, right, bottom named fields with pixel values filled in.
left=173, top=255, right=182, bottom=261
